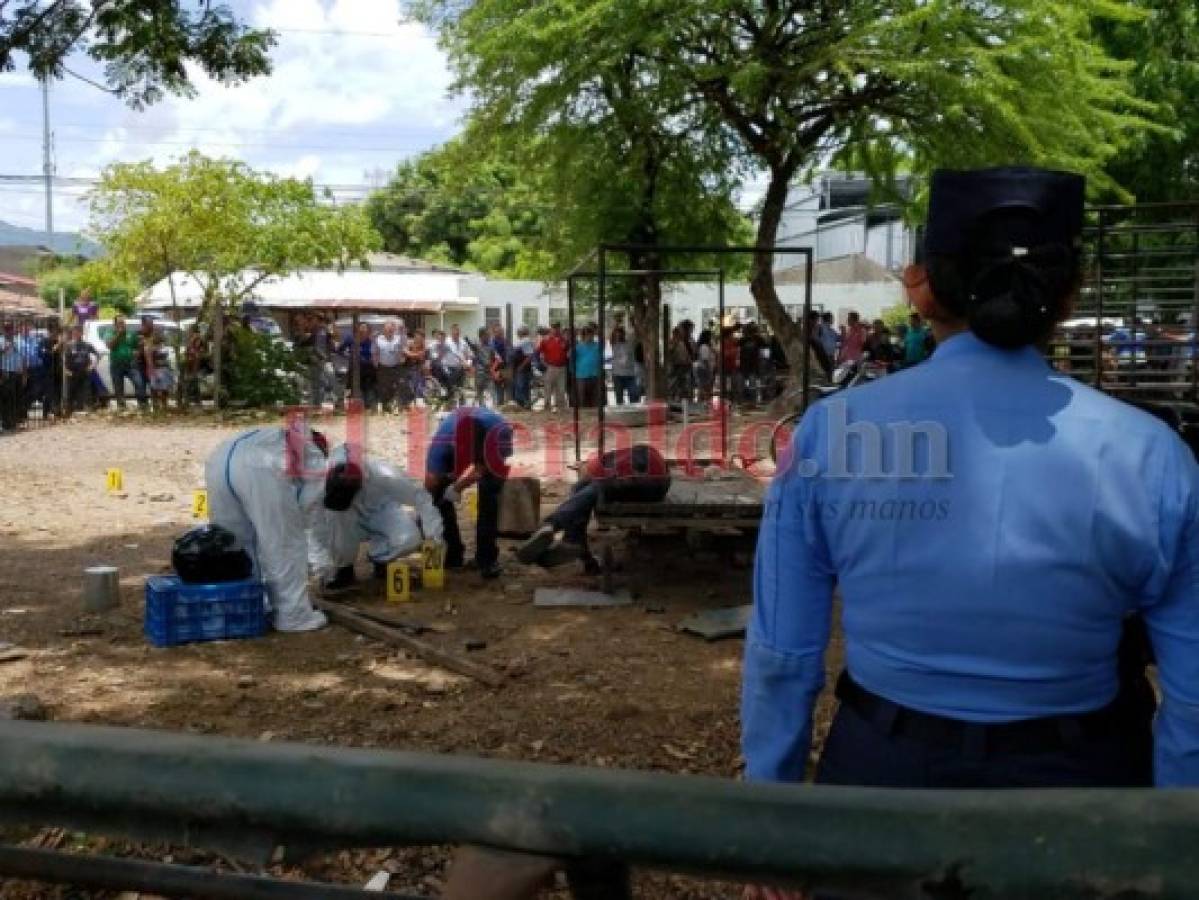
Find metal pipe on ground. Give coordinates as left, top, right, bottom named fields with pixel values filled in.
left=1, top=721, right=1198, bottom=898
left=0, top=845, right=425, bottom=900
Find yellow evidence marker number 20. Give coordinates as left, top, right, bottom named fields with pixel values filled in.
left=421, top=541, right=446, bottom=590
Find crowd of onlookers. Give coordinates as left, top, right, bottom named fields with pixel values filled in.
left=292, top=313, right=614, bottom=413
left=0, top=318, right=64, bottom=432
left=0, top=299, right=198, bottom=432
left=0, top=297, right=939, bottom=433
left=807, top=308, right=935, bottom=377
left=657, top=309, right=935, bottom=407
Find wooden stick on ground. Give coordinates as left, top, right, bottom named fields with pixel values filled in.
left=315, top=600, right=505, bottom=689
left=321, top=600, right=430, bottom=635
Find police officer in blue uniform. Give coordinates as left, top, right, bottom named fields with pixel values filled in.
left=743, top=167, right=1199, bottom=789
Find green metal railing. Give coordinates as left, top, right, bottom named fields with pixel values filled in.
left=0, top=720, right=1196, bottom=898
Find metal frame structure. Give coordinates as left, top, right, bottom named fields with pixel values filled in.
left=1053, top=202, right=1199, bottom=414
left=1, top=720, right=1196, bottom=899
left=565, top=244, right=815, bottom=462
left=566, top=267, right=727, bottom=461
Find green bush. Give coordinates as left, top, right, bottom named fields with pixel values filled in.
left=38, top=263, right=138, bottom=315
left=880, top=301, right=913, bottom=331
left=223, top=325, right=304, bottom=407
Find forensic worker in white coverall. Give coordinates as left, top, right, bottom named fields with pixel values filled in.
left=205, top=425, right=344, bottom=633
left=309, top=444, right=444, bottom=590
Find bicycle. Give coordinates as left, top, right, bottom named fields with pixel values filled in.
left=424, top=368, right=469, bottom=411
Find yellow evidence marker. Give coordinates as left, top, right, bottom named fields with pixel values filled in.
left=421, top=540, right=446, bottom=590
left=105, top=468, right=124, bottom=494
left=386, top=560, right=412, bottom=603
left=465, top=489, right=478, bottom=522
left=192, top=489, right=209, bottom=519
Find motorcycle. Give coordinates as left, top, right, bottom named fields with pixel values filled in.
left=770, top=351, right=890, bottom=462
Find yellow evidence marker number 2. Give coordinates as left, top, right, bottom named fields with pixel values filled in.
left=192, top=490, right=208, bottom=519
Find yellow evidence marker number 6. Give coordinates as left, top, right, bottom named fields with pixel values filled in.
left=386, top=561, right=411, bottom=603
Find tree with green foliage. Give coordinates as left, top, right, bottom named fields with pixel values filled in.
left=89, top=151, right=379, bottom=406
left=414, top=1, right=752, bottom=398
left=366, top=143, right=553, bottom=278
left=1099, top=1, right=1199, bottom=202
left=419, top=0, right=1155, bottom=373
left=0, top=0, right=273, bottom=107
left=38, top=259, right=138, bottom=315
left=664, top=0, right=1156, bottom=369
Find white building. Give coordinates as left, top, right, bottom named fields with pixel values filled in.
left=770, top=172, right=915, bottom=323
left=139, top=178, right=914, bottom=336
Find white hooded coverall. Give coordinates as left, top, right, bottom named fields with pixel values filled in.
left=204, top=427, right=329, bottom=633
left=308, top=446, right=443, bottom=579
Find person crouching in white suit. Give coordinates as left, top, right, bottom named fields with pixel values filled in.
left=205, top=425, right=345, bottom=633
left=309, top=444, right=444, bottom=591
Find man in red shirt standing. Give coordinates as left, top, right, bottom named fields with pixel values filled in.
left=537, top=322, right=570, bottom=413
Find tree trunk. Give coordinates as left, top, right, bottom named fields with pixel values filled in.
left=643, top=272, right=664, bottom=399
left=750, top=167, right=807, bottom=371
left=165, top=271, right=185, bottom=409
left=629, top=252, right=665, bottom=401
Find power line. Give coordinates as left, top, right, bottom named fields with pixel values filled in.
left=0, top=133, right=435, bottom=153
left=10, top=119, right=454, bottom=140
left=0, top=173, right=763, bottom=212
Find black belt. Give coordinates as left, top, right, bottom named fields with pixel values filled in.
left=835, top=672, right=1125, bottom=754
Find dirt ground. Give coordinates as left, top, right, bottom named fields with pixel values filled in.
left=0, top=409, right=841, bottom=899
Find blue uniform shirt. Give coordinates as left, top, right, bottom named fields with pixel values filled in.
left=744, top=331, right=1199, bottom=787
left=425, top=407, right=513, bottom=479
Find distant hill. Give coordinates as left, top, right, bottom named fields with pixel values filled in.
left=0, top=220, right=100, bottom=258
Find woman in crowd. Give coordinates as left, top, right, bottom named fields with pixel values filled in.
left=609, top=325, right=636, bottom=406
left=694, top=329, right=715, bottom=402
left=145, top=328, right=175, bottom=412
left=667, top=325, right=693, bottom=402
left=403, top=328, right=428, bottom=405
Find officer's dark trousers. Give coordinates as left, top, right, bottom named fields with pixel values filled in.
left=816, top=673, right=1153, bottom=789
left=431, top=472, right=503, bottom=570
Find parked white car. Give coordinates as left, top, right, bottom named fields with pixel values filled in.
left=83, top=318, right=182, bottom=394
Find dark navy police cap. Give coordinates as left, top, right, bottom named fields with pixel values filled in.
left=923, top=166, right=1085, bottom=257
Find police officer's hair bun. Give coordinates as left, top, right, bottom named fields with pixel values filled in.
left=927, top=210, right=1080, bottom=350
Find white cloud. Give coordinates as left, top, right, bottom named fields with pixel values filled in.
left=167, top=0, right=459, bottom=135
left=2, top=0, right=466, bottom=232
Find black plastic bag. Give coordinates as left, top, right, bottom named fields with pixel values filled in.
left=172, top=525, right=253, bottom=584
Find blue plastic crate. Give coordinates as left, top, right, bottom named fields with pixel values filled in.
left=144, top=576, right=268, bottom=648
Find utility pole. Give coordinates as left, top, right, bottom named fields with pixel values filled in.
left=41, top=78, right=54, bottom=251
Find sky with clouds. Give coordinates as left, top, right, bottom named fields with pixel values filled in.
left=0, top=0, right=465, bottom=234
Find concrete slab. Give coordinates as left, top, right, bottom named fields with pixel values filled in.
left=677, top=604, right=752, bottom=641
left=533, top=588, right=633, bottom=608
